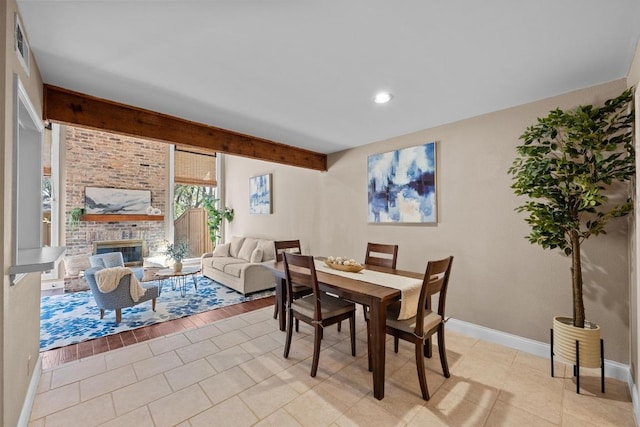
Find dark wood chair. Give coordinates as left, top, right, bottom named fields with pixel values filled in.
left=273, top=240, right=312, bottom=331
left=338, top=242, right=399, bottom=335
left=283, top=252, right=357, bottom=377
left=365, top=242, right=399, bottom=269
left=366, top=256, right=454, bottom=400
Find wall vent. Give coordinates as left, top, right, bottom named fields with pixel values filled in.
left=15, top=13, right=30, bottom=76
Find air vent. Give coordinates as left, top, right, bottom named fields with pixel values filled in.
left=15, top=13, right=30, bottom=76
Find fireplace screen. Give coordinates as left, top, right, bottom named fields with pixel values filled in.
left=93, top=240, right=145, bottom=266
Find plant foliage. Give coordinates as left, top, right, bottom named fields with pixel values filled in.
left=165, top=241, right=189, bottom=262
left=508, top=88, right=635, bottom=328
left=202, top=196, right=234, bottom=245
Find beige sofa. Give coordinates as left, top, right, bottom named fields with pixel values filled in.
left=201, top=236, right=276, bottom=294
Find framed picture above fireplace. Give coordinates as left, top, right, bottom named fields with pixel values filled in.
left=85, top=187, right=151, bottom=215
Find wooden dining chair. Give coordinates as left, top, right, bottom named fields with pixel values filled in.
left=366, top=256, right=453, bottom=400
left=273, top=240, right=312, bottom=331
left=365, top=242, right=399, bottom=269
left=283, top=252, right=357, bottom=377
left=338, top=242, right=399, bottom=334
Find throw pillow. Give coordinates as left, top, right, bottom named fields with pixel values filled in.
left=63, top=254, right=91, bottom=277
left=212, top=243, right=230, bottom=257
left=229, top=236, right=245, bottom=258
left=250, top=247, right=264, bottom=263
left=256, top=239, right=275, bottom=262
left=238, top=238, right=259, bottom=261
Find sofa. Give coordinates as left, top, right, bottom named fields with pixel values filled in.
left=201, top=236, right=276, bottom=294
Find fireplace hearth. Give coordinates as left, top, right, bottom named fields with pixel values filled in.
left=93, top=239, right=145, bottom=266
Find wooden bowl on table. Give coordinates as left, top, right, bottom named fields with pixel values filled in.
left=324, top=259, right=364, bottom=273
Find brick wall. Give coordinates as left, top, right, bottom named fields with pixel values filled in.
left=64, top=126, right=168, bottom=272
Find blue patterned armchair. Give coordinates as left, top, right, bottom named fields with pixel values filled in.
left=85, top=266, right=159, bottom=324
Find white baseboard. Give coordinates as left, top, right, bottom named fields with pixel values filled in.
left=17, top=354, right=42, bottom=427
left=446, top=318, right=630, bottom=382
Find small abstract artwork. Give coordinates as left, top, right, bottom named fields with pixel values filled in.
left=85, top=187, right=151, bottom=215
left=368, top=142, right=437, bottom=223
left=249, top=174, right=272, bottom=214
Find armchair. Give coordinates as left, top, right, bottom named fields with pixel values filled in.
left=85, top=267, right=159, bottom=324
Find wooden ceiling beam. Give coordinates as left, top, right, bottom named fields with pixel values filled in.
left=43, top=84, right=327, bottom=171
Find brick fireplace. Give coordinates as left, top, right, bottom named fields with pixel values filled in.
left=62, top=126, right=169, bottom=291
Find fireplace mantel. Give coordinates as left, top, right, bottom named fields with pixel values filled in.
left=82, top=214, right=164, bottom=222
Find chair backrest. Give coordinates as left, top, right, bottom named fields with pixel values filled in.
left=274, top=240, right=302, bottom=262
left=283, top=252, right=321, bottom=320
left=415, top=256, right=454, bottom=336
left=89, top=252, right=125, bottom=269
left=365, top=243, right=399, bottom=269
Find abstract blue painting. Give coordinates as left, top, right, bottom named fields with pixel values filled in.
left=368, top=142, right=437, bottom=223
left=249, top=173, right=272, bottom=214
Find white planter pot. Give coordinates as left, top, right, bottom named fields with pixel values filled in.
left=553, top=316, right=601, bottom=368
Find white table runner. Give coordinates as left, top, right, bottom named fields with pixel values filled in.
left=314, top=260, right=422, bottom=320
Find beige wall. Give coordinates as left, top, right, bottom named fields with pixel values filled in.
left=224, top=79, right=631, bottom=363
left=2, top=1, right=44, bottom=426
left=628, top=37, right=640, bottom=409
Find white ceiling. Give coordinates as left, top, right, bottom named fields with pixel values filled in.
left=16, top=1, right=640, bottom=155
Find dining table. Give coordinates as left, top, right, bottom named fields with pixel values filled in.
left=263, top=257, right=423, bottom=400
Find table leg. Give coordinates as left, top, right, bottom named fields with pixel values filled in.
left=370, top=300, right=386, bottom=400
left=179, top=276, right=186, bottom=297
left=276, top=279, right=286, bottom=331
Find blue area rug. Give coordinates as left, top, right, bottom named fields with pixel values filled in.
left=40, top=275, right=274, bottom=352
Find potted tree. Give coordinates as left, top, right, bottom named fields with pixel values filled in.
left=165, top=241, right=189, bottom=273
left=508, top=88, right=635, bottom=371
left=202, top=196, right=234, bottom=246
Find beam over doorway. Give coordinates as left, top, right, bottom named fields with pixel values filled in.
left=43, top=85, right=327, bottom=171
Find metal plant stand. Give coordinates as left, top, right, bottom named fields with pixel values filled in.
left=550, top=328, right=605, bottom=394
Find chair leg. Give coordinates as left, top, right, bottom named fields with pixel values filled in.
left=311, top=324, right=322, bottom=377
left=273, top=301, right=278, bottom=319
left=337, top=321, right=342, bottom=332
left=152, top=298, right=156, bottom=312
left=349, top=313, right=356, bottom=357
left=100, top=309, right=105, bottom=320
left=425, top=337, right=433, bottom=358
left=415, top=340, right=430, bottom=400
left=115, top=309, right=122, bottom=324
left=437, top=327, right=450, bottom=378
left=283, top=310, right=294, bottom=358
left=394, top=336, right=399, bottom=353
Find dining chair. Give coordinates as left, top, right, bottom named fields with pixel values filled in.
left=283, top=252, right=357, bottom=377
left=366, top=256, right=453, bottom=400
left=365, top=242, right=399, bottom=269
left=273, top=240, right=312, bottom=331
left=338, top=242, right=399, bottom=334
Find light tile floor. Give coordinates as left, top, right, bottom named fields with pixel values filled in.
left=29, top=306, right=636, bottom=426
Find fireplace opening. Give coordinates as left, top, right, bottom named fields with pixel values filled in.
left=93, top=239, right=145, bottom=266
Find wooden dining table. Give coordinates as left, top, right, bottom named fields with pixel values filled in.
left=263, top=258, right=423, bottom=400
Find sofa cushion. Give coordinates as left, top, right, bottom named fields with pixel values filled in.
left=238, top=238, right=259, bottom=261
left=250, top=247, right=263, bottom=263
left=256, top=239, right=275, bottom=262
left=210, top=257, right=246, bottom=272
left=229, top=237, right=245, bottom=258
left=223, top=263, right=245, bottom=278
left=212, top=243, right=230, bottom=257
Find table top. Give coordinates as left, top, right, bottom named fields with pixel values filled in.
left=156, top=266, right=201, bottom=278
left=263, top=258, right=423, bottom=305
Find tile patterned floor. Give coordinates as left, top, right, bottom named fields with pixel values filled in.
left=31, top=302, right=637, bottom=426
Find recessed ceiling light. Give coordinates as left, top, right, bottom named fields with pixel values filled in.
left=374, top=92, right=393, bottom=104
